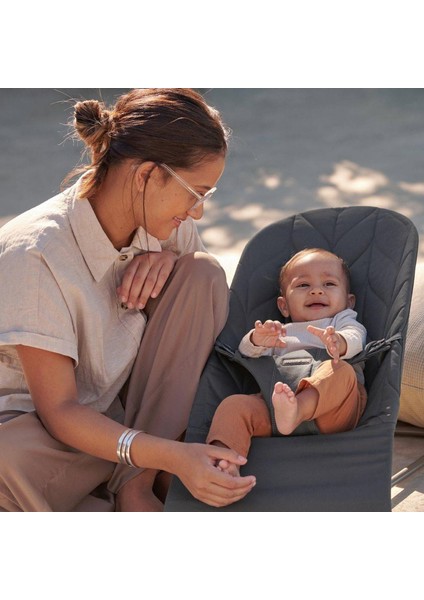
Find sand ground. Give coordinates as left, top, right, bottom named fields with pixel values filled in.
left=1, top=89, right=424, bottom=273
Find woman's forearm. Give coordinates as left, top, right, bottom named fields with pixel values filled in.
left=17, top=345, right=185, bottom=473
left=42, top=400, right=182, bottom=471
left=15, top=345, right=254, bottom=503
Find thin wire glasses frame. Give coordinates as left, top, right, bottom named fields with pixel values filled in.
left=160, top=163, right=217, bottom=210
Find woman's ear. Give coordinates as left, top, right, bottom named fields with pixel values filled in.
left=134, top=161, right=158, bottom=192
left=277, top=296, right=290, bottom=318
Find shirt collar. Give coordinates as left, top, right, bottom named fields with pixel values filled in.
left=67, top=179, right=162, bottom=282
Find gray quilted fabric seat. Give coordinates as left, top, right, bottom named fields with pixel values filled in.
left=165, top=206, right=418, bottom=511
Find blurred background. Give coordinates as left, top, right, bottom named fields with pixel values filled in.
left=1, top=88, right=423, bottom=280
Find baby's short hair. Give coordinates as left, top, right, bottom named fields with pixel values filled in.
left=279, top=248, right=351, bottom=293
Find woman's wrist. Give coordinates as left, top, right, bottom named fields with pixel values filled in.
left=116, top=429, right=144, bottom=466
left=130, top=432, right=184, bottom=474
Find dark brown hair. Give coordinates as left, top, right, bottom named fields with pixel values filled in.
left=279, top=248, right=352, bottom=293
left=64, top=88, right=230, bottom=198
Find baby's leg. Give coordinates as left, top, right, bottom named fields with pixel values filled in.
left=206, top=393, right=272, bottom=475
left=299, top=360, right=367, bottom=433
left=272, top=382, right=319, bottom=435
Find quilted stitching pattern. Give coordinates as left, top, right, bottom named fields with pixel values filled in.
left=220, top=206, right=418, bottom=425
left=167, top=207, right=418, bottom=511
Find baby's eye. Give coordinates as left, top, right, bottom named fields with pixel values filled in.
left=324, top=282, right=337, bottom=287
left=296, top=283, right=309, bottom=288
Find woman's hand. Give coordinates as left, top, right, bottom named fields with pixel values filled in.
left=117, top=251, right=178, bottom=310
left=174, top=443, right=257, bottom=507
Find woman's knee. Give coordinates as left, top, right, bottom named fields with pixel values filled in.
left=174, top=253, right=229, bottom=327
left=176, top=252, right=227, bottom=285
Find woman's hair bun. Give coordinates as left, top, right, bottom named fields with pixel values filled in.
left=73, top=99, right=112, bottom=152
left=64, top=88, right=229, bottom=199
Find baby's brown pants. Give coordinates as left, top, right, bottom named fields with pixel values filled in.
left=206, top=360, right=367, bottom=458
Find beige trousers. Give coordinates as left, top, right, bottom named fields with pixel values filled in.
left=0, top=252, right=229, bottom=512
left=206, top=360, right=367, bottom=457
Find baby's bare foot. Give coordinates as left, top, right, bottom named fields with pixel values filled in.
left=272, top=381, right=300, bottom=435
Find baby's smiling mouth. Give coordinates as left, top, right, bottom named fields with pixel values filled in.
left=306, top=302, right=328, bottom=308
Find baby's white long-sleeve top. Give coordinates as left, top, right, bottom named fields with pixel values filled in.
left=239, top=308, right=367, bottom=359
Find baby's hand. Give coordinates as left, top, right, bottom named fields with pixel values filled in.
left=252, top=320, right=287, bottom=348
left=215, top=459, right=241, bottom=477
left=307, top=325, right=346, bottom=362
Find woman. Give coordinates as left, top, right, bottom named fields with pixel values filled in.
left=0, top=88, right=256, bottom=511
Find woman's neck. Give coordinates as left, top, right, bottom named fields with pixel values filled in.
left=89, top=164, right=137, bottom=250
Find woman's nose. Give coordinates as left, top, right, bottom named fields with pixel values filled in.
left=187, top=204, right=204, bottom=220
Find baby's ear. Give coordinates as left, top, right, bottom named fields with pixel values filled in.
left=347, top=293, right=356, bottom=309
left=277, top=296, right=290, bottom=318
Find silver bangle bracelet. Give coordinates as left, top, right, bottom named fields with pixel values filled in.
left=120, top=430, right=134, bottom=465
left=124, top=430, right=141, bottom=467
left=116, top=429, right=131, bottom=464
left=116, top=428, right=143, bottom=467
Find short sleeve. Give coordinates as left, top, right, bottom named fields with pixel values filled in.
left=0, top=246, right=78, bottom=363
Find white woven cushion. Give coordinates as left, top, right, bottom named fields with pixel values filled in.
left=399, top=262, right=424, bottom=427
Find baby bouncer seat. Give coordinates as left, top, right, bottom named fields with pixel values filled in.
left=165, top=206, right=418, bottom=511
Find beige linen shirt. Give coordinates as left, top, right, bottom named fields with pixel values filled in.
left=0, top=179, right=206, bottom=414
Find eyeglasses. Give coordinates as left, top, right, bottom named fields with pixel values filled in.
left=160, top=163, right=217, bottom=210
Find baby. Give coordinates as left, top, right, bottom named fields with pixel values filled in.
left=207, top=248, right=367, bottom=474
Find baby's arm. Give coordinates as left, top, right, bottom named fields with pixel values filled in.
left=251, top=320, right=287, bottom=348
left=306, top=325, right=347, bottom=362
left=238, top=320, right=287, bottom=357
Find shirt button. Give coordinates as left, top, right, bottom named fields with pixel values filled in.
left=119, top=254, right=128, bottom=261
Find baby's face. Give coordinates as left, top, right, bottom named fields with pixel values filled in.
left=278, top=253, right=355, bottom=322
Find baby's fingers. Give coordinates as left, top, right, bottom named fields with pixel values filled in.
left=262, top=320, right=283, bottom=332
left=327, top=342, right=340, bottom=362
left=307, top=324, right=325, bottom=339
